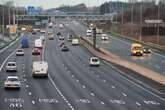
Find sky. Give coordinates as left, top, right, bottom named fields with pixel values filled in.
left=0, top=0, right=127, bottom=9
left=0, top=0, right=159, bottom=9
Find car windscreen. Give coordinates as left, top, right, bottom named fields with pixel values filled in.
left=8, top=78, right=18, bottom=82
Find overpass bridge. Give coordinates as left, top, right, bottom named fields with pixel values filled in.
left=16, top=14, right=114, bottom=21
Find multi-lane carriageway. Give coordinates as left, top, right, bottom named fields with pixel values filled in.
left=65, top=21, right=165, bottom=75
left=0, top=23, right=165, bottom=110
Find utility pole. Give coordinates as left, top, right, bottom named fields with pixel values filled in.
left=157, top=2, right=160, bottom=45
left=140, top=0, right=143, bottom=41
left=92, top=25, right=97, bottom=50
left=16, top=6, right=18, bottom=26
left=13, top=7, right=15, bottom=25
left=121, top=0, right=124, bottom=25
left=9, top=4, right=11, bottom=27
left=2, top=5, right=5, bottom=40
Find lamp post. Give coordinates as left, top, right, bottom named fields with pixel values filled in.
left=92, top=24, right=97, bottom=50
left=139, top=0, right=143, bottom=41
left=157, top=1, right=160, bottom=45
left=2, top=5, right=5, bottom=40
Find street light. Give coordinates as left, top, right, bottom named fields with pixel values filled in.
left=157, top=1, right=160, bottom=45
left=2, top=6, right=5, bottom=39
left=139, top=0, right=143, bottom=41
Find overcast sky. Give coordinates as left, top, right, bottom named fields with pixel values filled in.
left=0, top=0, right=128, bottom=9
left=0, top=0, right=159, bottom=9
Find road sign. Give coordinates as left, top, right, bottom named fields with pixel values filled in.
left=9, top=25, right=17, bottom=34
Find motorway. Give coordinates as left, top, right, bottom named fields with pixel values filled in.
left=0, top=23, right=165, bottom=110
left=64, top=21, right=165, bottom=74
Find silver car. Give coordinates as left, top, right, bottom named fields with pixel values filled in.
left=6, top=62, right=17, bottom=72
left=4, top=76, right=21, bottom=89
left=90, top=57, right=100, bottom=66
left=16, top=49, right=24, bottom=56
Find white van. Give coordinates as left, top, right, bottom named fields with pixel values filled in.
left=72, top=39, right=79, bottom=45
left=35, top=39, right=43, bottom=49
left=32, top=61, right=48, bottom=77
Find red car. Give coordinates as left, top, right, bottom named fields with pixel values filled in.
left=32, top=48, right=41, bottom=55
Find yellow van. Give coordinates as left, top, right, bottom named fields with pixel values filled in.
left=131, top=43, right=143, bottom=56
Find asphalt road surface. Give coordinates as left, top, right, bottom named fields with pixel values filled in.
left=64, top=21, right=165, bottom=75
left=0, top=24, right=164, bottom=110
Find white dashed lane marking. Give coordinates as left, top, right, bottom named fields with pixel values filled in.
left=49, top=74, right=75, bottom=110
left=32, top=100, right=35, bottom=104
left=100, top=101, right=105, bottom=105
left=29, top=92, right=32, bottom=95
left=136, top=102, right=141, bottom=106
left=90, top=93, right=95, bottom=96
left=122, top=93, right=127, bottom=97
left=111, top=85, right=116, bottom=89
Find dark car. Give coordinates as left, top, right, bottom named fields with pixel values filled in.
left=57, top=32, right=61, bottom=36
left=143, top=47, right=151, bottom=54
left=32, top=31, right=36, bottom=34
left=61, top=45, right=69, bottom=51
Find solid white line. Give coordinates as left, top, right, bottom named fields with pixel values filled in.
left=104, top=61, right=165, bottom=102
left=0, top=46, right=19, bottom=72
left=0, top=37, right=20, bottom=53
left=48, top=74, right=75, bottom=110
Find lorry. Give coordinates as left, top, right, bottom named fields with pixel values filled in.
left=21, top=36, right=29, bottom=48
left=35, top=39, right=43, bottom=49
left=32, top=61, right=48, bottom=77
left=131, top=43, right=143, bottom=56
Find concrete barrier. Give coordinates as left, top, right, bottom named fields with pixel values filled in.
left=79, top=34, right=165, bottom=85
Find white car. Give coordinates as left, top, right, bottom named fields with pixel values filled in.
left=32, top=61, right=48, bottom=77
left=86, top=29, right=92, bottom=37
left=59, top=24, right=64, bottom=29
left=6, top=62, right=17, bottom=72
left=90, top=57, right=100, bottom=66
left=16, top=49, right=24, bottom=56
left=4, top=76, right=21, bottom=89
left=72, top=39, right=79, bottom=45
left=59, top=35, right=65, bottom=40
left=101, top=34, right=109, bottom=40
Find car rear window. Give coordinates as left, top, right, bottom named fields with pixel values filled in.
left=18, top=50, right=22, bottom=52
left=8, top=63, right=16, bottom=66
left=92, top=58, right=98, bottom=62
